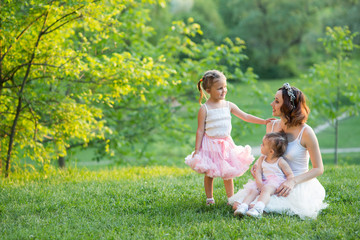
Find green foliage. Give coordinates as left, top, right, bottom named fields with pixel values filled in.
left=153, top=0, right=360, bottom=78
left=303, top=26, right=359, bottom=164
left=0, top=165, right=359, bottom=239
left=321, top=0, right=360, bottom=45
left=0, top=0, right=108, bottom=176
left=0, top=0, right=255, bottom=175
left=224, top=0, right=322, bottom=78
left=304, top=27, right=360, bottom=119
left=171, top=0, right=228, bottom=43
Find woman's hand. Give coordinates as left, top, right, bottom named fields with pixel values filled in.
left=276, top=178, right=296, bottom=197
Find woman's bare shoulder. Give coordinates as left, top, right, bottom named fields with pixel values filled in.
left=300, top=124, right=319, bottom=148
left=266, top=119, right=279, bottom=133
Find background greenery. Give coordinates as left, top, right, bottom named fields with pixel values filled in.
left=1, top=0, right=359, bottom=175
left=1, top=1, right=360, bottom=239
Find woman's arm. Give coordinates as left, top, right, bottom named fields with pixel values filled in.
left=276, top=126, right=324, bottom=197
left=295, top=126, right=324, bottom=182
left=229, top=102, right=269, bottom=125
left=193, top=105, right=206, bottom=156
left=278, top=157, right=294, bottom=179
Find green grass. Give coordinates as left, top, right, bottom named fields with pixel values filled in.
left=317, top=115, right=360, bottom=149
left=1, top=165, right=359, bottom=239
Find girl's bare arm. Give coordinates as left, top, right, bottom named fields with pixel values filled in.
left=194, top=105, right=206, bottom=155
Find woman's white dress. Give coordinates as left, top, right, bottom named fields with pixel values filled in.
left=229, top=121, right=328, bottom=219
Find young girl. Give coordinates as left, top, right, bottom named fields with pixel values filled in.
left=185, top=70, right=273, bottom=206
left=234, top=132, right=294, bottom=217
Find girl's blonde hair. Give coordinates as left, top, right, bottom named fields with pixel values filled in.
left=197, top=70, right=226, bottom=104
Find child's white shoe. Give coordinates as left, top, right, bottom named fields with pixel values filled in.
left=206, top=198, right=215, bottom=206
left=246, top=207, right=263, bottom=218
left=234, top=204, right=248, bottom=216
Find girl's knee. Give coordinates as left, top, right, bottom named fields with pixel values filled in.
left=249, top=189, right=260, bottom=195
left=261, top=185, right=277, bottom=194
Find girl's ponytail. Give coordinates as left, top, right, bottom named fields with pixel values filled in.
left=197, top=78, right=204, bottom=105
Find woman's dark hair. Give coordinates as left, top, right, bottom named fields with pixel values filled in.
left=278, top=85, right=309, bottom=127
left=197, top=70, right=226, bottom=104
left=265, top=131, right=288, bottom=158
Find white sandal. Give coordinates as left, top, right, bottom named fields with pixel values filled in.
left=206, top=198, right=215, bottom=205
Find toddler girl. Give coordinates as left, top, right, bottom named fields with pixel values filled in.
left=185, top=70, right=273, bottom=205
left=234, top=131, right=294, bottom=217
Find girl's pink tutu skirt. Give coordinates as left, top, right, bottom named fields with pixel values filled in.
left=185, top=134, right=255, bottom=180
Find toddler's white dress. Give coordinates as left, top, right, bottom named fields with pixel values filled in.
left=185, top=101, right=254, bottom=180
left=229, top=120, right=328, bottom=219
left=243, top=157, right=287, bottom=191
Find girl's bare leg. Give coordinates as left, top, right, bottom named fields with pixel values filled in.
left=223, top=179, right=234, bottom=198
left=242, top=189, right=260, bottom=206
left=257, top=185, right=277, bottom=205
left=233, top=189, right=259, bottom=211
left=204, top=176, right=214, bottom=198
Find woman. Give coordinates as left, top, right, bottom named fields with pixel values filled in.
left=229, top=83, right=328, bottom=219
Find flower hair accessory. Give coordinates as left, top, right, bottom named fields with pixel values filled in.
left=200, top=78, right=203, bottom=82
left=283, top=83, right=296, bottom=109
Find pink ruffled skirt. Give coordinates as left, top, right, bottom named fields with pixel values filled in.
left=185, top=134, right=255, bottom=180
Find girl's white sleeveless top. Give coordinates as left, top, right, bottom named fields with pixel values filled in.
left=204, top=101, right=232, bottom=138
left=262, top=157, right=285, bottom=179
left=272, top=120, right=309, bottom=176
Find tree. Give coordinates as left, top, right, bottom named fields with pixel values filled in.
left=0, top=0, right=109, bottom=176
left=304, top=26, right=360, bottom=164
left=1, top=0, right=255, bottom=176
left=221, top=0, right=324, bottom=78
left=321, top=0, right=360, bottom=45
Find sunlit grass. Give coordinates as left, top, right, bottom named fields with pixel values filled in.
left=2, top=166, right=193, bottom=185
left=1, top=165, right=359, bottom=239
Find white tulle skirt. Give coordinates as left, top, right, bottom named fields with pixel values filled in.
left=229, top=178, right=328, bottom=219
left=185, top=134, right=255, bottom=180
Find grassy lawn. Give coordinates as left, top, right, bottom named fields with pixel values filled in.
left=1, top=164, right=359, bottom=239
left=316, top=115, right=360, bottom=149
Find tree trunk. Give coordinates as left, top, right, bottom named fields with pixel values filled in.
left=4, top=12, right=47, bottom=177
left=58, top=156, right=66, bottom=168
left=334, top=53, right=341, bottom=165
left=5, top=77, right=26, bottom=177
left=334, top=118, right=338, bottom=165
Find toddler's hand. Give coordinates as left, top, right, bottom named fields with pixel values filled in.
left=256, top=181, right=263, bottom=191
left=250, top=163, right=257, bottom=178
